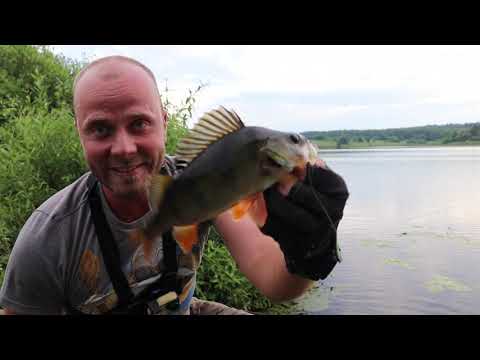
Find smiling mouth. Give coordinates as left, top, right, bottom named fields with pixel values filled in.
left=111, top=163, right=144, bottom=174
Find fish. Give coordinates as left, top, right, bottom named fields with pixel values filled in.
left=130, top=106, right=319, bottom=260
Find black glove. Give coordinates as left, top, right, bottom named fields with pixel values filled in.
left=261, top=163, right=349, bottom=281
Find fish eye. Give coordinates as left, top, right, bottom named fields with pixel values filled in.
left=289, top=134, right=301, bottom=144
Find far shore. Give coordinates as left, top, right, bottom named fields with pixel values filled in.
left=313, top=141, right=480, bottom=150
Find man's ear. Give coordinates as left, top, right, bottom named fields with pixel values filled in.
left=163, top=110, right=169, bottom=129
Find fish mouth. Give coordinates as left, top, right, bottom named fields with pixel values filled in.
left=263, top=150, right=294, bottom=172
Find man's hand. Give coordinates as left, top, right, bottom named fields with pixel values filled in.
left=260, top=160, right=349, bottom=281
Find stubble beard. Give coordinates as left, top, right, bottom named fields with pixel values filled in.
left=93, top=154, right=165, bottom=200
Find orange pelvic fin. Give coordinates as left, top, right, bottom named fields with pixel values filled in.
left=230, top=193, right=268, bottom=227
left=247, top=192, right=268, bottom=227
left=230, top=196, right=256, bottom=220
left=173, top=224, right=199, bottom=254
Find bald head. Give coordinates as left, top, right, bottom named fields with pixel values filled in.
left=73, top=56, right=163, bottom=116
left=73, top=56, right=169, bottom=204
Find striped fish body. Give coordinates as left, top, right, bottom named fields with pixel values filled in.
left=133, top=107, right=318, bottom=257
left=155, top=126, right=291, bottom=228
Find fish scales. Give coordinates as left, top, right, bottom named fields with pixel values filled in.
left=134, top=106, right=319, bottom=256
left=162, top=127, right=284, bottom=227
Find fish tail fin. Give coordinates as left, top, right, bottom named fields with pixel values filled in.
left=149, top=174, right=174, bottom=207
left=173, top=224, right=199, bottom=254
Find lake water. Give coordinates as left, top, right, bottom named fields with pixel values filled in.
left=290, top=146, right=480, bottom=315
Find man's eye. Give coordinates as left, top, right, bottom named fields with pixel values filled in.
left=93, top=125, right=111, bottom=137
left=132, top=119, right=147, bottom=131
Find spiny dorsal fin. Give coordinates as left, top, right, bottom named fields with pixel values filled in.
left=175, top=106, right=245, bottom=167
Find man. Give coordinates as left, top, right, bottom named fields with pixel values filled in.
left=0, top=56, right=349, bottom=315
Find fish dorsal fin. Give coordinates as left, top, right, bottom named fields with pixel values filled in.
left=175, top=106, right=245, bottom=167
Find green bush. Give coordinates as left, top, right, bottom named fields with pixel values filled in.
left=195, top=228, right=272, bottom=312
left=0, top=107, right=87, bottom=254
left=163, top=83, right=205, bottom=154
left=195, top=228, right=293, bottom=314
left=0, top=223, right=10, bottom=285
left=0, top=45, right=84, bottom=124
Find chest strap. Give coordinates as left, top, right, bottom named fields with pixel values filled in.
left=79, top=175, right=180, bottom=314
left=87, top=175, right=135, bottom=307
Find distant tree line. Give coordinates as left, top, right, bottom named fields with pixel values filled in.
left=303, top=122, right=480, bottom=148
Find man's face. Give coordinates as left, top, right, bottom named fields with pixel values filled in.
left=75, top=61, right=167, bottom=199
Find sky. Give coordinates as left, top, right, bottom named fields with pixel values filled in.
left=51, top=45, right=480, bottom=133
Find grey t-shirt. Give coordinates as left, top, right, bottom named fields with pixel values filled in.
left=0, top=156, right=210, bottom=314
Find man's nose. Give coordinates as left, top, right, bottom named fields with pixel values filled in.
left=111, top=130, right=137, bottom=157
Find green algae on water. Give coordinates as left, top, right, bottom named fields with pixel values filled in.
left=384, top=258, right=416, bottom=270
left=425, top=275, right=472, bottom=293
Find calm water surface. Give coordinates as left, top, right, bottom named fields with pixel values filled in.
left=291, top=146, right=480, bottom=315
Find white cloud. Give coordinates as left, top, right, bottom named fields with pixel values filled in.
left=213, top=45, right=480, bottom=99
left=50, top=45, right=480, bottom=131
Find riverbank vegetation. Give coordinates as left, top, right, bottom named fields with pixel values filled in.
left=303, top=123, right=480, bottom=149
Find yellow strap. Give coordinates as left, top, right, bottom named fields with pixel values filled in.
left=156, top=291, right=178, bottom=307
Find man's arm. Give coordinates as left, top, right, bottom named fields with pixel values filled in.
left=214, top=159, right=349, bottom=302
left=214, top=213, right=315, bottom=303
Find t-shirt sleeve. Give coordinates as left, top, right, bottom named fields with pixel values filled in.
left=0, top=211, right=65, bottom=314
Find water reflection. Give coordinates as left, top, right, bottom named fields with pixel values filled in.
left=295, top=146, right=480, bottom=315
